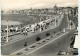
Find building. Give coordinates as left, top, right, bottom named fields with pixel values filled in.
left=54, top=5, right=57, bottom=14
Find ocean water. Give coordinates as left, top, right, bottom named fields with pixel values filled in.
left=1, top=20, right=22, bottom=30
left=1, top=14, right=39, bottom=29
left=1, top=14, right=55, bottom=30
left=1, top=14, right=46, bottom=24
left=1, top=20, right=22, bottom=26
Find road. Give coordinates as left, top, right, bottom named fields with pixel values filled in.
left=27, top=30, right=75, bottom=56
left=1, top=14, right=62, bottom=45
left=10, top=13, right=77, bottom=56
left=1, top=14, right=63, bottom=55
left=1, top=13, right=77, bottom=55
left=10, top=13, right=76, bottom=55
left=28, top=15, right=77, bottom=56
left=10, top=29, right=74, bottom=55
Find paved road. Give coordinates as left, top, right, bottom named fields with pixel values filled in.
left=10, top=13, right=77, bottom=56
left=27, top=29, right=75, bottom=56
left=1, top=13, right=77, bottom=55
left=1, top=14, right=62, bottom=45
left=10, top=30, right=70, bottom=54
left=1, top=16, right=63, bottom=55
left=10, top=13, right=76, bottom=55
left=26, top=14, right=77, bottom=56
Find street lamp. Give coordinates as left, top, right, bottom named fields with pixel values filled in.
left=40, top=17, right=42, bottom=32
left=63, top=28, right=65, bottom=32
left=33, top=18, right=36, bottom=23
left=50, top=16, right=53, bottom=27
left=55, top=18, right=56, bottom=26
left=6, top=19, right=8, bottom=43
left=70, top=20, right=72, bottom=29
left=67, top=15, right=70, bottom=29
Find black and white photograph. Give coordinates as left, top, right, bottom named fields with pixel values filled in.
left=1, top=0, right=78, bottom=56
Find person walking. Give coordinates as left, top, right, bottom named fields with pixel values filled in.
left=24, top=41, right=27, bottom=47
left=25, top=30, right=28, bottom=36
left=70, top=36, right=75, bottom=48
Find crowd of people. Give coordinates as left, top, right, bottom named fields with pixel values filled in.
left=1, top=16, right=58, bottom=36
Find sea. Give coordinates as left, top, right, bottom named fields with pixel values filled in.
left=1, top=14, right=46, bottom=29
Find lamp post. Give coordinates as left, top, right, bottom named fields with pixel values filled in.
left=70, top=20, right=72, bottom=29
left=67, top=14, right=70, bottom=29
left=40, top=17, right=42, bottom=32
left=63, top=28, right=65, bottom=32
left=6, top=19, right=8, bottom=43
left=55, top=18, right=56, bottom=26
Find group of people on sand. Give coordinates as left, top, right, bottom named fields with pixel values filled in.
left=2, top=16, right=58, bottom=36
left=1, top=26, right=20, bottom=33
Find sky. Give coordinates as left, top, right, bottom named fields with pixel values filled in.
left=1, top=0, right=78, bottom=10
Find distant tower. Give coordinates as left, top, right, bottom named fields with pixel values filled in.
left=54, top=4, right=57, bottom=14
